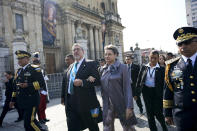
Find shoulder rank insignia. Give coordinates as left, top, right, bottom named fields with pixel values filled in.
left=165, top=57, right=180, bottom=65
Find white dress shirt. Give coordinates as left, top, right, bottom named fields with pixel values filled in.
left=182, top=52, right=197, bottom=67
left=145, top=63, right=160, bottom=88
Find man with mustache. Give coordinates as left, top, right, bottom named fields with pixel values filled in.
left=164, top=27, right=197, bottom=131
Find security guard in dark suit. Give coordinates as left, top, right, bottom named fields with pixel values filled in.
left=10, top=50, right=46, bottom=131
left=163, top=27, right=197, bottom=131
left=125, top=55, right=143, bottom=114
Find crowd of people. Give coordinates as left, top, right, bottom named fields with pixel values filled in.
left=0, top=26, right=197, bottom=131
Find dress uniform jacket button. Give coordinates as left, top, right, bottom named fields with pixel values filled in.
left=191, top=91, right=195, bottom=94
left=190, top=76, right=194, bottom=79
left=192, top=99, right=196, bottom=102
left=190, top=83, right=195, bottom=86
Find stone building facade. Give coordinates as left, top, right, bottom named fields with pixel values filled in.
left=0, top=0, right=124, bottom=101
left=0, top=0, right=124, bottom=74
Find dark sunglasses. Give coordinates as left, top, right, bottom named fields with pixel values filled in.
left=177, top=40, right=197, bottom=47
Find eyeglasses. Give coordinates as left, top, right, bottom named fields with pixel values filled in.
left=177, top=40, right=197, bottom=47
left=72, top=48, right=82, bottom=52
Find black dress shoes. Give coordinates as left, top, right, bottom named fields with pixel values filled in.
left=44, top=118, right=50, bottom=122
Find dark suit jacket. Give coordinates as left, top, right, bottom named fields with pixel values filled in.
left=129, top=64, right=140, bottom=96
left=5, top=77, right=14, bottom=103
left=61, top=59, right=101, bottom=112
left=136, top=65, right=165, bottom=100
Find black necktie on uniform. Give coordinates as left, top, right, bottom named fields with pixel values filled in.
left=187, top=59, right=193, bottom=74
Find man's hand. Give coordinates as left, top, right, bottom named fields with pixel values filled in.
left=61, top=98, right=65, bottom=105
left=9, top=102, right=15, bottom=108
left=133, top=96, right=138, bottom=100
left=74, top=79, right=83, bottom=87
left=165, top=117, right=174, bottom=125
left=126, top=108, right=134, bottom=120
left=87, top=76, right=95, bottom=82
left=18, top=83, right=28, bottom=88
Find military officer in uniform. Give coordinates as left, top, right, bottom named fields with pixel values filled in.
left=10, top=50, right=46, bottom=131
left=163, top=27, right=197, bottom=131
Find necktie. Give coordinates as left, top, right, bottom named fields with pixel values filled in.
left=128, top=64, right=131, bottom=71
left=187, top=59, right=193, bottom=74
left=69, top=62, right=78, bottom=94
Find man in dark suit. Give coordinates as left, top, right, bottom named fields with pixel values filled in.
left=61, top=54, right=74, bottom=105
left=61, top=43, right=101, bottom=131
left=125, top=55, right=143, bottom=114
left=136, top=50, right=168, bottom=131
left=164, top=27, right=197, bottom=131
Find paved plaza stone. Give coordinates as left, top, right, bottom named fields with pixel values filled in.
left=0, top=94, right=176, bottom=131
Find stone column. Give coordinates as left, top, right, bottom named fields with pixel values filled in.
left=64, top=19, right=73, bottom=53
left=98, top=29, right=103, bottom=58
left=12, top=29, right=27, bottom=71
left=75, top=22, right=88, bottom=58
left=89, top=25, right=95, bottom=59
left=34, top=9, right=44, bottom=65
left=94, top=27, right=100, bottom=59
left=71, top=20, right=75, bottom=43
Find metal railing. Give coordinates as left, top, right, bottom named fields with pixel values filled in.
left=46, top=73, right=64, bottom=99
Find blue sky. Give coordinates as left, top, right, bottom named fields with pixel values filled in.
left=118, top=0, right=187, bottom=53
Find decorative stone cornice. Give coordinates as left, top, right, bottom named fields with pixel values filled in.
left=1, top=0, right=42, bottom=15
left=72, top=2, right=104, bottom=19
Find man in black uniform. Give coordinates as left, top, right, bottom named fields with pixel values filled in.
left=163, top=27, right=197, bottom=131
left=0, top=71, right=23, bottom=127
left=125, top=55, right=143, bottom=114
left=10, top=50, right=46, bottom=131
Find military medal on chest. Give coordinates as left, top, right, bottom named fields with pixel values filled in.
left=171, top=66, right=183, bottom=79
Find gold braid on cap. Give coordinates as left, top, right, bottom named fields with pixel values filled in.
left=17, top=54, right=29, bottom=58
left=176, top=33, right=197, bottom=43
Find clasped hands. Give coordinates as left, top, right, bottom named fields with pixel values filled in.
left=87, top=76, right=96, bottom=82
left=17, top=83, right=28, bottom=88
left=73, top=76, right=95, bottom=86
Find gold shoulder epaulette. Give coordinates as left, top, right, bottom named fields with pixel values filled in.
left=31, top=64, right=40, bottom=68
left=165, top=57, right=180, bottom=65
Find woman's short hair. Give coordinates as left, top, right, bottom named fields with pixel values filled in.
left=104, top=44, right=119, bottom=56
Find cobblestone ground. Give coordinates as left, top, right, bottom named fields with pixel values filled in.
left=0, top=93, right=176, bottom=131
